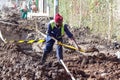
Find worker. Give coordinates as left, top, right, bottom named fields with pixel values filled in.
left=31, top=0, right=37, bottom=13
left=41, top=13, right=80, bottom=64
left=20, top=2, right=28, bottom=19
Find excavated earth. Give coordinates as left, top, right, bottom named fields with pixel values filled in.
left=0, top=15, right=120, bottom=80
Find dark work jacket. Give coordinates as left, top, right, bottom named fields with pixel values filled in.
left=46, top=22, right=73, bottom=42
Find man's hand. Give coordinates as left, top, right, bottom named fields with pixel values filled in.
left=76, top=46, right=86, bottom=52
left=76, top=45, right=81, bottom=51
left=55, top=40, right=59, bottom=44
left=51, top=37, right=59, bottom=44
left=70, top=37, right=83, bottom=51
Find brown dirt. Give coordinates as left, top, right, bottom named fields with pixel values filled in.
left=0, top=17, right=120, bottom=80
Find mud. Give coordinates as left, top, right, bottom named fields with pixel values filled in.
left=0, top=16, right=120, bottom=80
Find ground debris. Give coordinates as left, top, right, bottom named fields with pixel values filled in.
left=0, top=18, right=120, bottom=80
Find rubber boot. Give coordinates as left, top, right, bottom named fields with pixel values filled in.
left=40, top=53, right=48, bottom=65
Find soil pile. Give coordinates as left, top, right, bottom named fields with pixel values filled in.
left=0, top=18, right=120, bottom=80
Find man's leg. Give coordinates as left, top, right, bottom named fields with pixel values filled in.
left=41, top=41, right=54, bottom=64
left=25, top=12, right=27, bottom=19
left=21, top=12, right=25, bottom=19
left=56, top=45, right=63, bottom=61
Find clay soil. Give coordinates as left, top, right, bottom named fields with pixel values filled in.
left=0, top=18, right=120, bottom=80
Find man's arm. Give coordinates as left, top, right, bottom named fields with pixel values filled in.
left=64, top=24, right=80, bottom=50
left=70, top=37, right=80, bottom=50
left=47, top=23, right=53, bottom=36
left=47, top=23, right=58, bottom=42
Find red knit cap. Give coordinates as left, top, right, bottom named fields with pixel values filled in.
left=54, top=13, right=63, bottom=23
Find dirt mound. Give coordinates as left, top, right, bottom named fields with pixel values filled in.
left=0, top=43, right=119, bottom=80
left=0, top=42, right=70, bottom=80
left=0, top=16, right=49, bottom=43
left=0, top=18, right=120, bottom=80
left=64, top=53, right=120, bottom=80
left=0, top=38, right=120, bottom=80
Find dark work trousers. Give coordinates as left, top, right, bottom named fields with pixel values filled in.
left=41, top=39, right=63, bottom=64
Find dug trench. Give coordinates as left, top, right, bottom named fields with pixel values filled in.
left=0, top=18, right=120, bottom=80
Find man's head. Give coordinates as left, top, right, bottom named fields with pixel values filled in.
left=54, top=13, right=63, bottom=26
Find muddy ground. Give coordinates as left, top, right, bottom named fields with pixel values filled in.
left=0, top=16, right=120, bottom=80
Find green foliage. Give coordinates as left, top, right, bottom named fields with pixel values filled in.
left=49, top=0, right=120, bottom=41
left=48, top=0, right=54, bottom=17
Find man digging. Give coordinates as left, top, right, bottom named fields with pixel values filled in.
left=41, top=13, right=80, bottom=64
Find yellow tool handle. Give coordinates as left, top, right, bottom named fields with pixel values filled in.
left=7, top=39, right=85, bottom=52
left=57, top=42, right=85, bottom=52
left=9, top=39, right=45, bottom=44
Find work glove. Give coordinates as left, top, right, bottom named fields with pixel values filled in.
left=76, top=45, right=81, bottom=51
left=55, top=40, right=59, bottom=45
left=76, top=46, right=86, bottom=52
left=51, top=37, right=60, bottom=45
